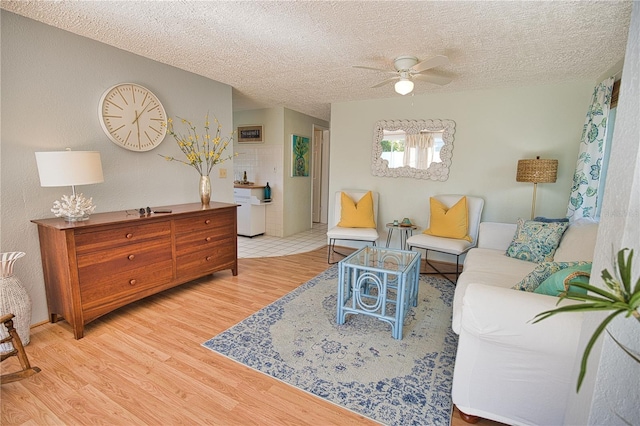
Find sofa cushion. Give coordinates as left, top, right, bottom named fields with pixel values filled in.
left=506, top=218, right=568, bottom=263
left=534, top=264, right=591, bottom=296
left=453, top=248, right=537, bottom=333
left=423, top=196, right=471, bottom=242
left=512, top=261, right=591, bottom=292
left=337, top=191, right=375, bottom=228
left=553, top=219, right=599, bottom=262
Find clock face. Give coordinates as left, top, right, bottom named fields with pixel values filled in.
left=99, top=83, right=167, bottom=152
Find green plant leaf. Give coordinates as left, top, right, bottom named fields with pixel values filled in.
left=628, top=292, right=640, bottom=310
left=532, top=303, right=621, bottom=323
left=577, top=310, right=623, bottom=391
left=560, top=289, right=618, bottom=304
left=601, top=268, right=619, bottom=293
left=607, top=329, right=640, bottom=363
left=562, top=281, right=622, bottom=303
left=618, top=248, right=633, bottom=294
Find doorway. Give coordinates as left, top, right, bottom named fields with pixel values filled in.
left=312, top=125, right=329, bottom=224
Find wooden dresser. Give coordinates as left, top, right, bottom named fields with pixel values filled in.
left=31, top=202, right=238, bottom=339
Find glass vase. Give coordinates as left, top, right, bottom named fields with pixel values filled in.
left=0, top=251, right=32, bottom=352
left=199, top=175, right=211, bottom=205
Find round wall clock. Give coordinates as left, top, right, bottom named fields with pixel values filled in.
left=99, top=83, right=167, bottom=152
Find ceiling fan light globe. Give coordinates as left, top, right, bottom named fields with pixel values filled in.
left=395, top=79, right=414, bottom=95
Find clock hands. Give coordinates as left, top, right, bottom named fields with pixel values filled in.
left=132, top=102, right=152, bottom=125
left=134, top=110, right=141, bottom=149
left=132, top=103, right=153, bottom=150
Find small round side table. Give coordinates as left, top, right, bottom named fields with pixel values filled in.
left=385, top=223, right=418, bottom=250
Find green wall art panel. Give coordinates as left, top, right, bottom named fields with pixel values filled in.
left=291, top=134, right=310, bottom=177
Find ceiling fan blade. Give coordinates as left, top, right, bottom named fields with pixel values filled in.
left=353, top=65, right=396, bottom=74
left=411, top=55, right=449, bottom=73
left=413, top=73, right=452, bottom=86
left=371, top=77, right=399, bottom=88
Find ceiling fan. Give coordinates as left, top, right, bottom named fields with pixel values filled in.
left=353, top=55, right=452, bottom=95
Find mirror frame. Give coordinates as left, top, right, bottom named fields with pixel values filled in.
left=371, top=119, right=456, bottom=181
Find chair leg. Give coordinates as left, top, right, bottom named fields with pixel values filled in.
left=328, top=240, right=376, bottom=264
left=411, top=248, right=459, bottom=285
left=1, top=314, right=41, bottom=384
left=328, top=239, right=342, bottom=264
left=328, top=239, right=349, bottom=264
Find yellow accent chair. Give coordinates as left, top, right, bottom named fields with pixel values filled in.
left=407, top=194, right=484, bottom=283
left=327, top=190, right=379, bottom=264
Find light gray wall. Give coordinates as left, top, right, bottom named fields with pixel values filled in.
left=565, top=2, right=640, bottom=424
left=1, top=11, right=234, bottom=325
left=329, top=82, right=593, bottom=248
left=233, top=108, right=285, bottom=148
left=283, top=108, right=329, bottom=236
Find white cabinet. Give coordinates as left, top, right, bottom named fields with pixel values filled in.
left=234, top=187, right=266, bottom=237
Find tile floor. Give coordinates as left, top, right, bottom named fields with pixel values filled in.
left=237, top=222, right=328, bottom=258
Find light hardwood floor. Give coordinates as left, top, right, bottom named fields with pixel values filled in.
left=2, top=247, right=501, bottom=425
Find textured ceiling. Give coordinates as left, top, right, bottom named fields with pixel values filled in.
left=1, top=1, right=633, bottom=121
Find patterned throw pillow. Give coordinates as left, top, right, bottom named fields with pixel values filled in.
left=534, top=263, right=592, bottom=296
left=506, top=218, right=569, bottom=263
left=512, top=261, right=591, bottom=292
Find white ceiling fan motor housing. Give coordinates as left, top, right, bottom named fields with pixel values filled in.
left=394, top=56, right=419, bottom=72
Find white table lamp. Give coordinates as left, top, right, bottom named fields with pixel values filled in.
left=35, top=150, right=104, bottom=221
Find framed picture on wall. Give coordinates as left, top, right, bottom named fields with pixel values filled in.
left=237, top=125, right=263, bottom=143
left=291, top=134, right=310, bottom=177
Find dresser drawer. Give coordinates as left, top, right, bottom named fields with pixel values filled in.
left=174, top=209, right=235, bottom=235
left=79, top=261, right=173, bottom=307
left=75, top=221, right=171, bottom=254
left=176, top=236, right=236, bottom=278
left=76, top=237, right=172, bottom=274
left=175, top=227, right=236, bottom=255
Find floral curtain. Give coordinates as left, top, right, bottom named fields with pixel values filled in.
left=567, top=77, right=614, bottom=221
left=403, top=133, right=434, bottom=169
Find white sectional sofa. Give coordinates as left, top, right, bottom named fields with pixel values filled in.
left=451, top=220, right=599, bottom=426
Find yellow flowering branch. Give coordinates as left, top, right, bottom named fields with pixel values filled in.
left=159, top=114, right=236, bottom=176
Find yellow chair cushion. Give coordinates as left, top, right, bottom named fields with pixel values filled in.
left=423, top=196, right=471, bottom=242
left=338, top=191, right=376, bottom=228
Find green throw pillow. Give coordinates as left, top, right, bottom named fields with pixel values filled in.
left=512, top=261, right=590, bottom=292
left=534, top=263, right=592, bottom=296
left=506, top=218, right=569, bottom=263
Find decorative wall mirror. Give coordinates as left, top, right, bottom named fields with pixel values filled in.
left=371, top=119, right=455, bottom=181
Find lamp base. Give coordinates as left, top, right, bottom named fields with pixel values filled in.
left=51, top=192, right=96, bottom=221
left=64, top=213, right=91, bottom=222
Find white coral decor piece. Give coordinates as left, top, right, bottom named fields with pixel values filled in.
left=51, top=193, right=96, bottom=220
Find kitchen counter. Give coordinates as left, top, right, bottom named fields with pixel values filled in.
left=234, top=183, right=265, bottom=189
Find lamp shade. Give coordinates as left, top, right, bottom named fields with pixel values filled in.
left=35, top=151, right=104, bottom=187
left=516, top=156, right=558, bottom=183
left=394, top=79, right=414, bottom=95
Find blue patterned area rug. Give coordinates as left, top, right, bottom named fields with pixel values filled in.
left=202, top=266, right=458, bottom=425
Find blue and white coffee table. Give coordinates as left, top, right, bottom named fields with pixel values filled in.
left=337, top=246, right=421, bottom=339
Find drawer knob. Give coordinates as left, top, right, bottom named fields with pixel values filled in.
left=126, top=233, right=133, bottom=239
left=129, top=279, right=137, bottom=286
left=128, top=254, right=135, bottom=260
left=204, top=219, right=211, bottom=225
left=206, top=256, right=212, bottom=261
left=205, top=236, right=212, bottom=242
